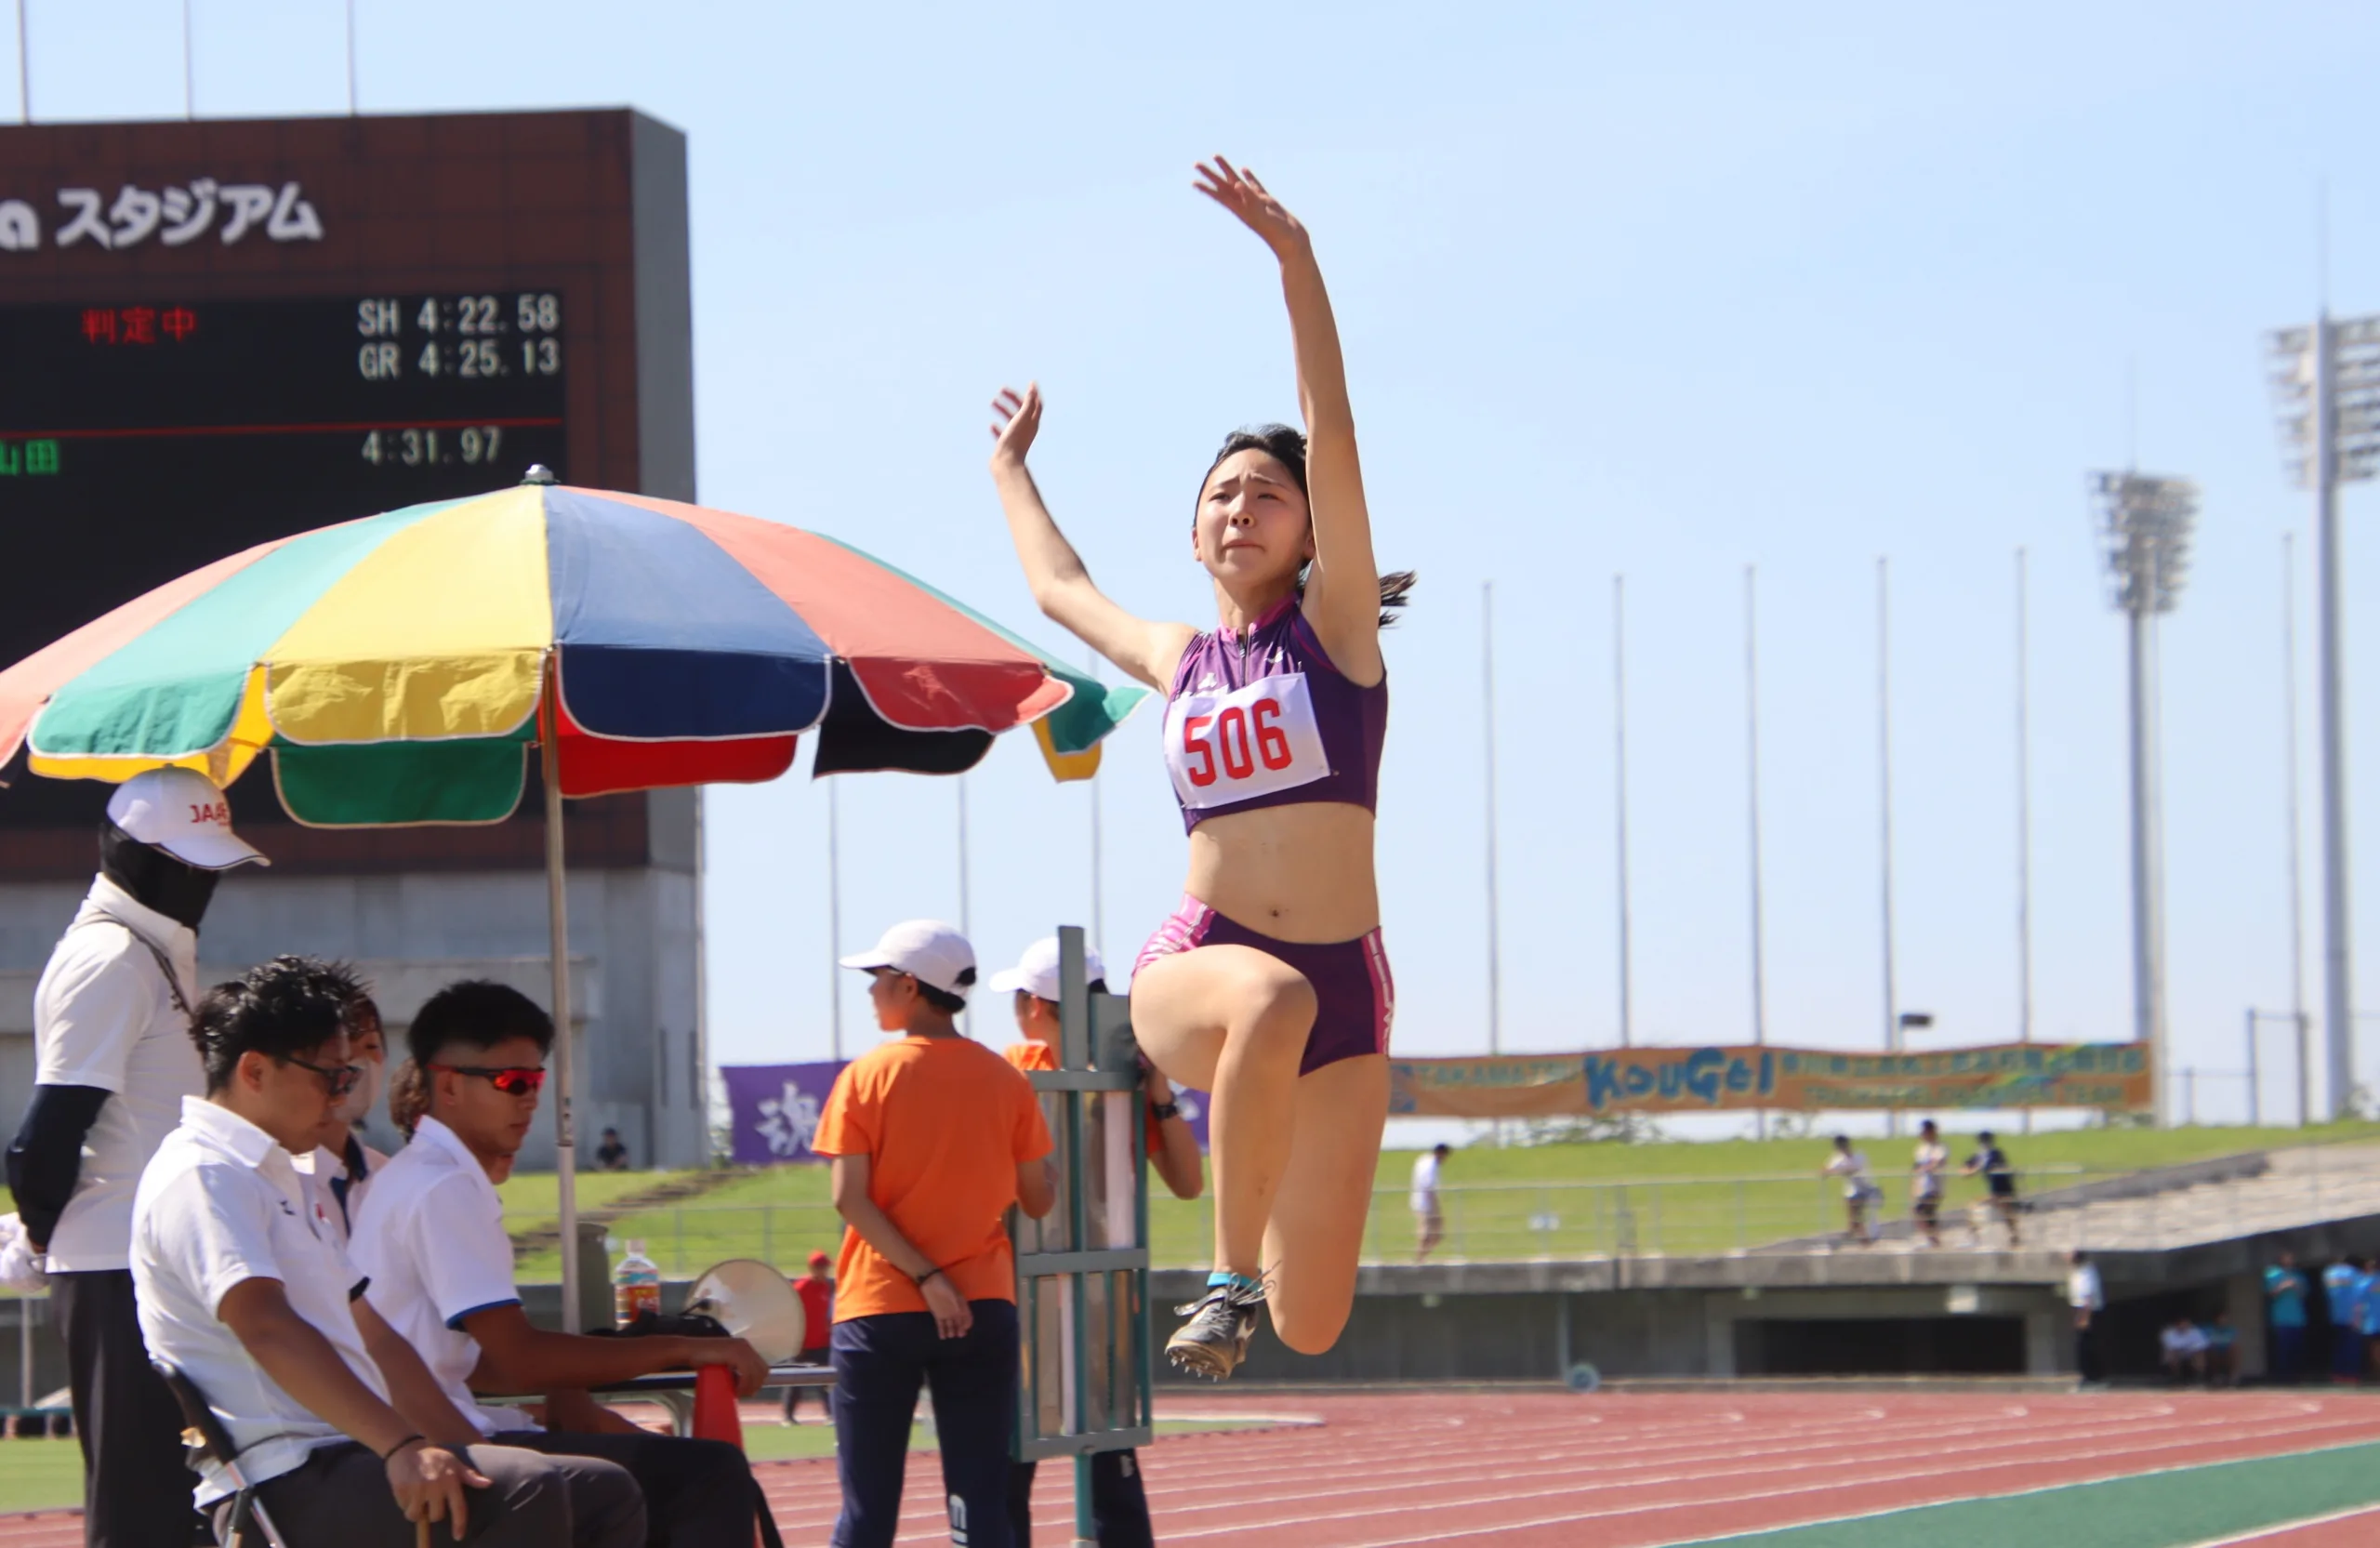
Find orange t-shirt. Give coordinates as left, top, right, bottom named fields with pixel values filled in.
left=813, top=1034, right=1052, bottom=1321
left=1002, top=1039, right=1165, bottom=1158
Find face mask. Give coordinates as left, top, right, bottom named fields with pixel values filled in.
left=333, top=1055, right=385, bottom=1130
left=99, top=822, right=220, bottom=929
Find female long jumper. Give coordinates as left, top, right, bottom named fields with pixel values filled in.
left=988, top=159, right=1405, bottom=1379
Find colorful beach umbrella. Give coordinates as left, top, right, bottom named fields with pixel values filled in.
left=0, top=475, right=1147, bottom=1330
left=0, top=481, right=1146, bottom=814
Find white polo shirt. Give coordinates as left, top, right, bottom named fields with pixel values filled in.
left=131, top=1097, right=387, bottom=1505
left=35, top=876, right=205, bottom=1272
left=291, top=1136, right=390, bottom=1251
left=348, top=1115, right=538, bottom=1436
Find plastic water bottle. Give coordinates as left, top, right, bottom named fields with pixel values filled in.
left=613, top=1239, right=661, bottom=1328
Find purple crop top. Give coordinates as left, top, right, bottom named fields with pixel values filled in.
left=1159, top=596, right=1388, bottom=834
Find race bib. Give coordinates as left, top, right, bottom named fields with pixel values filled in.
left=1163, top=672, right=1330, bottom=810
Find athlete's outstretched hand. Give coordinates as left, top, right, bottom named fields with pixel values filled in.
left=989, top=383, right=1043, bottom=468
left=1195, top=157, right=1309, bottom=259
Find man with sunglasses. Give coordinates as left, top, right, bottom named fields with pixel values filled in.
left=132, top=957, right=645, bottom=1548
left=350, top=980, right=773, bottom=1548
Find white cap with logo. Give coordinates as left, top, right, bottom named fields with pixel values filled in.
left=105, top=768, right=268, bottom=871
left=839, top=920, right=975, bottom=1000
left=987, top=936, right=1106, bottom=1002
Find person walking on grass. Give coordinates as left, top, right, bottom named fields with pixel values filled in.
left=1823, top=1136, right=1882, bottom=1247
left=1910, top=1119, right=1948, bottom=1249
left=814, top=920, right=1056, bottom=1548
left=1964, top=1131, right=2022, bottom=1247
left=1410, top=1144, right=1449, bottom=1262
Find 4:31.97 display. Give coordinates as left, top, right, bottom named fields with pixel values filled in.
left=360, top=425, right=507, bottom=468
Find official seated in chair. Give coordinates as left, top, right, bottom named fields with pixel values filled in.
left=131, top=956, right=645, bottom=1548
left=350, top=980, right=773, bottom=1548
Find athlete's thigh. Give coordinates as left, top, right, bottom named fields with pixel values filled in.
left=1262, top=1052, right=1389, bottom=1355
left=1130, top=945, right=1314, bottom=1092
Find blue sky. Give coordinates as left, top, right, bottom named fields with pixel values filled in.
left=16, top=1, right=2380, bottom=1125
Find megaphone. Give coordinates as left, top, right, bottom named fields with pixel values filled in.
left=682, top=1258, right=806, bottom=1365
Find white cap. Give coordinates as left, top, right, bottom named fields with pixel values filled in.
left=988, top=936, right=1105, bottom=1002
left=839, top=920, right=976, bottom=999
left=106, top=768, right=268, bottom=871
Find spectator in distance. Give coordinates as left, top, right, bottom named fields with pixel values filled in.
left=595, top=1128, right=630, bottom=1172
left=782, top=1250, right=835, bottom=1426
left=2266, top=1250, right=2310, bottom=1384
left=1964, top=1131, right=2021, bottom=1247
left=1409, top=1144, right=1449, bottom=1263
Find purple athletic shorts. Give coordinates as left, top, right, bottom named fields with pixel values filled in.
left=1133, top=895, right=1395, bottom=1075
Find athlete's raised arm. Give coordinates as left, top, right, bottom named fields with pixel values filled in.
left=989, top=382, right=1197, bottom=692
left=1196, top=157, right=1383, bottom=685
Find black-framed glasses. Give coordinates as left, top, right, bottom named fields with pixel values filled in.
left=281, top=1055, right=364, bottom=1098
left=431, top=1062, right=548, bottom=1096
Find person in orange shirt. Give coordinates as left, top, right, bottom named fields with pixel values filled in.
left=991, top=938, right=1199, bottom=1548
left=814, top=921, right=1056, bottom=1548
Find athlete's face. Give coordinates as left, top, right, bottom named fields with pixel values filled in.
left=1194, top=450, right=1312, bottom=590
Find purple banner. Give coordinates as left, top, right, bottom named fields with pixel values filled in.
left=722, top=1062, right=848, bottom=1165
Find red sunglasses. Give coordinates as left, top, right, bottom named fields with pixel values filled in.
left=430, top=1062, right=547, bottom=1096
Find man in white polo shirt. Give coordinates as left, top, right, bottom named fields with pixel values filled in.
left=133, top=956, right=644, bottom=1548
left=351, top=979, right=770, bottom=1548
left=4, top=768, right=266, bottom=1548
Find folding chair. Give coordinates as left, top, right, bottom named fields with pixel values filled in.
left=152, top=1362, right=289, bottom=1548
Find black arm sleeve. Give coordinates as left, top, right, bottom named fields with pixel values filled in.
left=6, top=1085, right=112, bottom=1250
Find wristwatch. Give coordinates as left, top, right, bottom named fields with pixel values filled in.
left=1151, top=1101, right=1183, bottom=1121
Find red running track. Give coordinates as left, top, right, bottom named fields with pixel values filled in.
left=5, top=1391, right=2379, bottom=1547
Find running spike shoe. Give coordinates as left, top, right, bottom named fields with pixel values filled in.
left=1166, top=1279, right=1265, bottom=1380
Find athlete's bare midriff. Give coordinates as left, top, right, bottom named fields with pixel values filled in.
left=1183, top=800, right=1379, bottom=943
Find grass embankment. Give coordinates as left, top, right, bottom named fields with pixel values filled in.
left=504, top=1122, right=2380, bottom=1279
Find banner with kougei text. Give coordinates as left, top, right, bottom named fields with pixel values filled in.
left=1386, top=1042, right=2152, bottom=1118
left=722, top=1062, right=849, bottom=1164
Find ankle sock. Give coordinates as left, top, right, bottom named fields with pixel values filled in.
left=1207, top=1271, right=1263, bottom=1294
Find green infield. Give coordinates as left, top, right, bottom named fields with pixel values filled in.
left=1692, top=1439, right=2380, bottom=1547
left=499, top=1121, right=2380, bottom=1279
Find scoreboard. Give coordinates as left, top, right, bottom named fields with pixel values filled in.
left=0, top=111, right=693, bottom=878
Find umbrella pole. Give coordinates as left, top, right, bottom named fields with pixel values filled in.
left=542, top=704, right=583, bottom=1333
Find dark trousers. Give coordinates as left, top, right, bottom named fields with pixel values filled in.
left=52, top=1268, right=199, bottom=1548
left=831, top=1302, right=1018, bottom=1548
left=502, top=1428, right=762, bottom=1548
left=2073, top=1318, right=2097, bottom=1383
left=2273, top=1324, right=2306, bottom=1383
left=251, top=1441, right=642, bottom=1548
left=2334, top=1323, right=2363, bottom=1378
left=1006, top=1451, right=1154, bottom=1548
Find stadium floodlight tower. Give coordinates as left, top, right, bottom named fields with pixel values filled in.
left=2093, top=470, right=2200, bottom=1128
left=2267, top=313, right=2380, bottom=1120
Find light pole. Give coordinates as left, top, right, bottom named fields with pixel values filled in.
left=1613, top=574, right=1633, bottom=1049
left=2016, top=548, right=2035, bottom=1134
left=2281, top=533, right=2310, bottom=1128
left=1744, top=566, right=1768, bottom=1140
left=1483, top=582, right=1502, bottom=1063
left=2267, top=313, right=2380, bottom=1119
left=1877, top=559, right=1900, bottom=1135
left=2092, top=471, right=2201, bottom=1129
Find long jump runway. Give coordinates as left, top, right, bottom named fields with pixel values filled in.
left=6, top=1390, right=2380, bottom=1545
